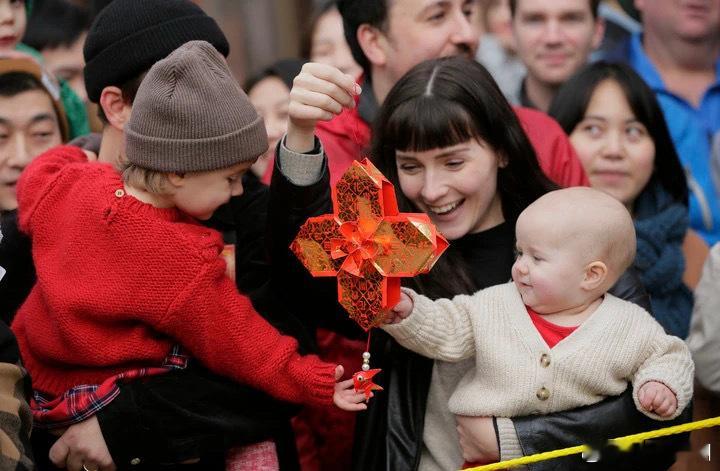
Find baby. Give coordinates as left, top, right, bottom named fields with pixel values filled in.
left=384, top=187, right=694, bottom=464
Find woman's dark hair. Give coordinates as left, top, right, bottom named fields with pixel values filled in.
left=23, top=0, right=91, bottom=51
left=372, top=56, right=556, bottom=297
left=548, top=61, right=688, bottom=206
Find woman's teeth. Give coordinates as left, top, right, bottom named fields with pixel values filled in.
left=429, top=200, right=462, bottom=215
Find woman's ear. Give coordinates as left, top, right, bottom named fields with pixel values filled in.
left=581, top=261, right=608, bottom=291
left=357, top=24, right=388, bottom=67
left=497, top=152, right=509, bottom=169
left=99, top=86, right=132, bottom=131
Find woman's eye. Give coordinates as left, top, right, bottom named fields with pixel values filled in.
left=626, top=126, right=645, bottom=141
left=445, top=160, right=463, bottom=169
left=584, top=124, right=602, bottom=137
left=399, top=163, right=419, bottom=173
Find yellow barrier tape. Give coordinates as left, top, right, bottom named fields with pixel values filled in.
left=466, top=416, right=720, bottom=470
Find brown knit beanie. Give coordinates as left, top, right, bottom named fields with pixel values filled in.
left=125, top=40, right=268, bottom=173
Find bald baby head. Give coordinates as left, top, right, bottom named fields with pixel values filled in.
left=518, top=187, right=636, bottom=285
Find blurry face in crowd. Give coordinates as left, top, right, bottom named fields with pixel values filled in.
left=311, top=7, right=362, bottom=78
left=170, top=161, right=253, bottom=220
left=0, top=0, right=25, bottom=52
left=486, top=0, right=516, bottom=54
left=248, top=76, right=290, bottom=178
left=512, top=0, right=603, bottom=87
left=0, top=89, right=63, bottom=210
left=635, top=0, right=720, bottom=43
left=569, top=79, right=655, bottom=209
left=395, top=138, right=505, bottom=240
left=378, top=0, right=481, bottom=86
left=41, top=32, right=87, bottom=103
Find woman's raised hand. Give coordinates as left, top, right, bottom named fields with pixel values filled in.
left=286, top=62, right=361, bottom=153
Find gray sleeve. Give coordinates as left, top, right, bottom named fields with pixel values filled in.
left=277, top=134, right=325, bottom=186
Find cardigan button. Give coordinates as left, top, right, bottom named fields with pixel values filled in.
left=536, top=387, right=550, bottom=401
left=540, top=353, right=550, bottom=367
left=115, top=189, right=125, bottom=198
left=130, top=458, right=141, bottom=465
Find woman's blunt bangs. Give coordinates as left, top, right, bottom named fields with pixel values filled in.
left=382, top=96, right=479, bottom=153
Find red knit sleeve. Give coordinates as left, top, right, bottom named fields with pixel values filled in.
left=16, top=146, right=88, bottom=235
left=156, top=244, right=336, bottom=406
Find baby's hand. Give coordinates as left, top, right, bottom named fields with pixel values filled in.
left=385, top=292, right=413, bottom=324
left=332, top=365, right=368, bottom=411
left=638, top=381, right=678, bottom=417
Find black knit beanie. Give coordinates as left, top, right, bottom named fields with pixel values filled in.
left=83, top=0, right=229, bottom=104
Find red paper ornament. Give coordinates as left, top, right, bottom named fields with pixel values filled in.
left=291, top=158, right=448, bottom=331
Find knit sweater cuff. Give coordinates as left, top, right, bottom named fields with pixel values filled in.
left=291, top=358, right=336, bottom=407
left=497, top=417, right=523, bottom=461
left=278, top=135, right=324, bottom=186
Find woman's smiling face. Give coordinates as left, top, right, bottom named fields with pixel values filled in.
left=396, top=138, right=505, bottom=240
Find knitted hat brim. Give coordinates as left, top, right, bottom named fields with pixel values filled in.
left=84, top=15, right=228, bottom=103
left=125, top=115, right=268, bottom=173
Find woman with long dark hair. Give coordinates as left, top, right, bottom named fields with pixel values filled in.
left=272, top=56, right=689, bottom=470
left=549, top=61, right=701, bottom=339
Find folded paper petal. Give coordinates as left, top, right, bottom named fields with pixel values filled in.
left=291, top=159, right=448, bottom=330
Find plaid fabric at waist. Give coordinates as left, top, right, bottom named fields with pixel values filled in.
left=31, top=345, right=189, bottom=429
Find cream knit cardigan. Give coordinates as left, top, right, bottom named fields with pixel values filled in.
left=383, top=282, right=694, bottom=422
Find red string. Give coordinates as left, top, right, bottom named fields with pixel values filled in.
left=365, top=329, right=372, bottom=354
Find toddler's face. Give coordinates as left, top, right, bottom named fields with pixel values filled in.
left=511, top=209, right=589, bottom=313
left=0, top=0, right=25, bottom=52
left=170, top=161, right=253, bottom=220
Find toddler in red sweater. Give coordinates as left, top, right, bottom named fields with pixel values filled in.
left=12, top=41, right=367, bottom=435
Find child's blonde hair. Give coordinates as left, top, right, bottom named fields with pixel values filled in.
left=121, top=162, right=173, bottom=195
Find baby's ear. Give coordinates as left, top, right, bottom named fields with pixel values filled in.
left=581, top=261, right=608, bottom=291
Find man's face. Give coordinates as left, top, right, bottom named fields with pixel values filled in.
left=42, top=32, right=88, bottom=103
left=635, top=0, right=720, bottom=43
left=379, top=0, right=481, bottom=85
left=0, top=89, right=63, bottom=210
left=512, top=0, right=603, bottom=88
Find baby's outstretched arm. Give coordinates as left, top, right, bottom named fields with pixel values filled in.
left=381, top=289, right=477, bottom=362
left=638, top=381, right=677, bottom=418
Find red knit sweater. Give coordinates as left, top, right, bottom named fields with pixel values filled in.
left=12, top=146, right=335, bottom=405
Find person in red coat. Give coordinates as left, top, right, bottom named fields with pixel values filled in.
left=12, top=41, right=366, bottom=471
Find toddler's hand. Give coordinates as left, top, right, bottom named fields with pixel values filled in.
left=287, top=63, right=361, bottom=152
left=386, top=292, right=413, bottom=324
left=638, top=381, right=678, bottom=417
left=332, top=365, right=368, bottom=412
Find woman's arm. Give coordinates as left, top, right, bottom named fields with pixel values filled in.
left=511, top=388, right=691, bottom=470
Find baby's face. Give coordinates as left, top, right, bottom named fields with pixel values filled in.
left=512, top=209, right=591, bottom=313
